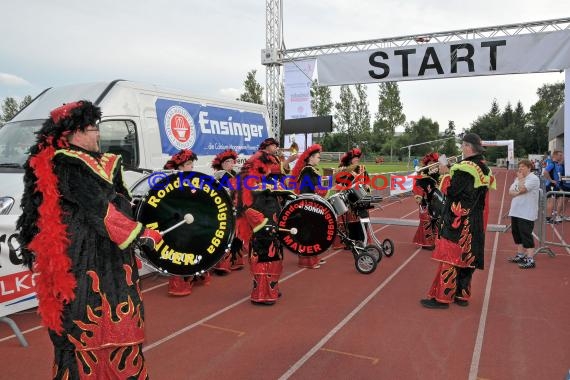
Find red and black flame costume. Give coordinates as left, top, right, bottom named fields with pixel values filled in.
left=412, top=152, right=440, bottom=250
left=212, top=149, right=244, bottom=273
left=17, top=101, right=151, bottom=379
left=290, top=144, right=326, bottom=268
left=426, top=154, right=496, bottom=303
left=236, top=138, right=293, bottom=304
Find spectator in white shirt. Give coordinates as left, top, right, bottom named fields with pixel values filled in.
left=507, top=159, right=541, bottom=269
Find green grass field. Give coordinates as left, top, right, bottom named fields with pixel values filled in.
left=318, top=161, right=412, bottom=174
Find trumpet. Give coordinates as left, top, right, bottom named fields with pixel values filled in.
left=415, top=155, right=459, bottom=174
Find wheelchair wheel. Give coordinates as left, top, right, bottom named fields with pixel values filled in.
left=355, top=253, right=377, bottom=274
left=365, top=244, right=382, bottom=263
left=382, top=239, right=394, bottom=257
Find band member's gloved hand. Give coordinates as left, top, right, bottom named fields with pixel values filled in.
left=139, top=228, right=162, bottom=251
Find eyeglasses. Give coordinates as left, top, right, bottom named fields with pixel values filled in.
left=85, top=125, right=100, bottom=132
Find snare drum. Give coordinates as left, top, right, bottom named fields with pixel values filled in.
left=327, top=192, right=349, bottom=216
left=345, top=184, right=367, bottom=203
left=133, top=171, right=235, bottom=276
left=278, top=194, right=337, bottom=256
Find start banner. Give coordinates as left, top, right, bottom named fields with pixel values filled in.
left=317, top=30, right=570, bottom=85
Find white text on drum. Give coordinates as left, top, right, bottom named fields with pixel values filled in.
left=198, top=111, right=265, bottom=142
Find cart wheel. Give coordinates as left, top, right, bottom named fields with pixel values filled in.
left=365, top=244, right=382, bottom=263
left=355, top=253, right=377, bottom=274
left=382, top=239, right=394, bottom=257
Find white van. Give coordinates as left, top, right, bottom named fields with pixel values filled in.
left=0, top=79, right=273, bottom=319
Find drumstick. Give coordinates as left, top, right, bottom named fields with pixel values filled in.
left=160, top=213, right=194, bottom=236
left=279, top=227, right=298, bottom=235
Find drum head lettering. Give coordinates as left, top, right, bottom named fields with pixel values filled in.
left=278, top=195, right=337, bottom=256
left=136, top=172, right=235, bottom=276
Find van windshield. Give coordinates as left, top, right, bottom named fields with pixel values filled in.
left=0, top=120, right=43, bottom=168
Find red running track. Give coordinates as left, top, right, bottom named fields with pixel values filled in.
left=1, top=168, right=569, bottom=379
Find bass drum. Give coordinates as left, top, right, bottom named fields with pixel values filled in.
left=134, top=171, right=235, bottom=276
left=278, top=194, right=337, bottom=256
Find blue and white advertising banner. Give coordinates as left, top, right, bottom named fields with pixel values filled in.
left=156, top=99, right=269, bottom=156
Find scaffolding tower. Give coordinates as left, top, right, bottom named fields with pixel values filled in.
left=263, top=10, right=569, bottom=136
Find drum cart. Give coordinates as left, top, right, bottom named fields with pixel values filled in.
left=329, top=187, right=395, bottom=274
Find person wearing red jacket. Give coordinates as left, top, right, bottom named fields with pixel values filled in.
left=412, top=152, right=441, bottom=250
left=291, top=144, right=328, bottom=269
left=235, top=138, right=296, bottom=305
left=163, top=149, right=213, bottom=296
left=211, top=149, right=245, bottom=273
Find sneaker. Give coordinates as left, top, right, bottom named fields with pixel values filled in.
left=454, top=297, right=469, bottom=307
left=546, top=217, right=554, bottom=224
left=555, top=216, right=563, bottom=223
left=319, top=259, right=327, bottom=264
left=420, top=298, right=449, bottom=309
left=519, top=258, right=536, bottom=269
left=508, top=254, right=526, bottom=263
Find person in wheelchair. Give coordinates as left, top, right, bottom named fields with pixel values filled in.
left=163, top=149, right=213, bottom=296
left=291, top=144, right=328, bottom=269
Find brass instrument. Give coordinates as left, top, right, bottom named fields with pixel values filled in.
left=415, top=155, right=459, bottom=175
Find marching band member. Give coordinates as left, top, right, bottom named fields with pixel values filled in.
left=336, top=148, right=369, bottom=190
left=17, top=101, right=161, bottom=378
left=236, top=138, right=296, bottom=305
left=438, top=155, right=452, bottom=195
left=164, top=149, right=212, bottom=296
left=421, top=133, right=496, bottom=309
left=412, top=152, right=441, bottom=250
left=332, top=148, right=371, bottom=248
left=211, top=149, right=245, bottom=273
left=291, top=144, right=328, bottom=269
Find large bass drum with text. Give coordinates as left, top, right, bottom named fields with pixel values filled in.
left=133, top=171, right=235, bottom=276
left=277, top=194, right=337, bottom=256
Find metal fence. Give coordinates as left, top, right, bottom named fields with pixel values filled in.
left=534, top=187, right=570, bottom=257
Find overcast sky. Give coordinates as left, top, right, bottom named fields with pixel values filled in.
left=0, top=0, right=567, bottom=131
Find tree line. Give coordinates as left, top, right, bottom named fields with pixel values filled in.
left=235, top=69, right=565, bottom=163
left=0, top=96, right=32, bottom=126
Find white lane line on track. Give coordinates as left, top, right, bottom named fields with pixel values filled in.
left=468, top=169, right=508, bottom=380
left=142, top=221, right=400, bottom=352
left=278, top=247, right=422, bottom=380
left=143, top=210, right=415, bottom=352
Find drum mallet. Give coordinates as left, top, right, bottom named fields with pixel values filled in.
left=279, top=227, right=298, bottom=235
left=160, top=213, right=194, bottom=236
